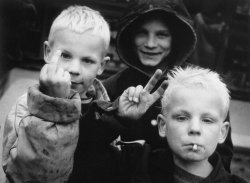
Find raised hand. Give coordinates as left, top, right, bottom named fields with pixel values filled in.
left=39, top=50, right=71, bottom=98
left=118, top=69, right=168, bottom=120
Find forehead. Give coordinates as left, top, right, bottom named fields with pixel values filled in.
left=137, top=17, right=170, bottom=31
left=166, top=86, right=225, bottom=117
left=52, top=29, right=105, bottom=58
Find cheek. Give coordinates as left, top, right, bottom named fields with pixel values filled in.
left=165, top=125, right=182, bottom=143
left=134, top=37, right=144, bottom=47
left=203, top=127, right=221, bottom=151
left=161, top=39, right=172, bottom=49
left=56, top=61, right=67, bottom=69
left=81, top=68, right=98, bottom=82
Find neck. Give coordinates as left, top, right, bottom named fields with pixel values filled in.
left=173, top=155, right=213, bottom=178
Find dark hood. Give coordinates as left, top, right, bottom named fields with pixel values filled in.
left=116, top=0, right=197, bottom=76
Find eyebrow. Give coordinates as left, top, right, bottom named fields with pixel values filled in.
left=158, top=29, right=170, bottom=33
left=172, top=110, right=190, bottom=116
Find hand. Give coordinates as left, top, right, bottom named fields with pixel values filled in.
left=39, top=50, right=71, bottom=98
left=118, top=69, right=168, bottom=120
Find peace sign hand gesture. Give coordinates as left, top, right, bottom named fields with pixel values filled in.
left=118, top=69, right=168, bottom=120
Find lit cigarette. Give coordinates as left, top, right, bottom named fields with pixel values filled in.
left=192, top=144, right=198, bottom=151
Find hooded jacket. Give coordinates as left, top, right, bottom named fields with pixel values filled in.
left=104, top=0, right=197, bottom=101
left=103, top=0, right=233, bottom=172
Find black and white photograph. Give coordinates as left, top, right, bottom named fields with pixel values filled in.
left=0, top=0, right=249, bottom=182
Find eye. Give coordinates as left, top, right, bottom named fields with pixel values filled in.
left=61, top=52, right=71, bottom=59
left=174, top=115, right=188, bottom=122
left=202, top=118, right=214, bottom=124
left=157, top=32, right=171, bottom=38
left=81, top=58, right=95, bottom=64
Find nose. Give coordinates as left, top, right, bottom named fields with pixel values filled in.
left=145, top=34, right=157, bottom=48
left=188, top=118, right=201, bottom=136
left=67, top=59, right=80, bottom=76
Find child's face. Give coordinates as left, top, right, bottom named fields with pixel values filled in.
left=158, top=86, right=229, bottom=165
left=134, top=18, right=172, bottom=67
left=45, top=29, right=108, bottom=97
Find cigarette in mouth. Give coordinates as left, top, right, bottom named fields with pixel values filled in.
left=192, top=144, right=198, bottom=151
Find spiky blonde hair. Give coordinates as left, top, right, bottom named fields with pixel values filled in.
left=162, top=66, right=230, bottom=118
left=48, top=5, right=110, bottom=51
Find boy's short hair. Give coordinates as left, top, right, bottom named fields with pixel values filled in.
left=48, top=5, right=110, bottom=51
left=161, top=66, right=230, bottom=119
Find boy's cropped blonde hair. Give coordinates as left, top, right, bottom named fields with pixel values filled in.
left=161, top=66, right=230, bottom=118
left=48, top=5, right=110, bottom=51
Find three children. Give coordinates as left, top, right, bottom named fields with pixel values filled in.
left=1, top=3, right=248, bottom=183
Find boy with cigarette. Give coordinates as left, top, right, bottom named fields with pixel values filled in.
left=154, top=66, right=247, bottom=182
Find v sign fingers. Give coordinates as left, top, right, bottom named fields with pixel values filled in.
left=144, top=69, right=163, bottom=93
left=149, top=80, right=168, bottom=105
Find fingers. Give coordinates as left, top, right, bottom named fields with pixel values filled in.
left=40, top=56, right=70, bottom=85
left=45, top=49, right=69, bottom=80
left=151, top=80, right=168, bottom=101
left=50, top=50, right=61, bottom=64
left=127, top=85, right=143, bottom=103
left=127, top=87, right=135, bottom=101
left=40, top=63, right=63, bottom=81
left=63, top=70, right=71, bottom=83
left=47, top=62, right=57, bottom=78
left=144, top=69, right=162, bottom=92
left=57, top=67, right=69, bottom=82
left=133, top=85, right=143, bottom=103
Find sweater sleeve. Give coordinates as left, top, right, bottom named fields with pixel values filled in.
left=2, top=84, right=81, bottom=183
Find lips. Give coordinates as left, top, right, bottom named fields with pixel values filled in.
left=71, top=81, right=82, bottom=85
left=186, top=143, right=201, bottom=146
left=140, top=50, right=162, bottom=56
left=184, top=143, right=204, bottom=151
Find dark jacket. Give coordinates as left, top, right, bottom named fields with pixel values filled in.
left=103, top=0, right=233, bottom=172
left=68, top=81, right=122, bottom=183
left=119, top=143, right=248, bottom=183
left=104, top=0, right=197, bottom=101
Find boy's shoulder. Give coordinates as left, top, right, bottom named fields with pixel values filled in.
left=231, top=175, right=249, bottom=183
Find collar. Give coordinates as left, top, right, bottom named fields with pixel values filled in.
left=85, top=79, right=110, bottom=102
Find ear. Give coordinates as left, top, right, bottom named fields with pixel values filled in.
left=97, top=56, right=110, bottom=75
left=44, top=41, right=51, bottom=63
left=218, top=121, right=230, bottom=144
left=157, top=114, right=167, bottom=138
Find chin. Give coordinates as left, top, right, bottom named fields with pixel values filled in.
left=179, top=152, right=209, bottom=163
left=140, top=59, right=161, bottom=67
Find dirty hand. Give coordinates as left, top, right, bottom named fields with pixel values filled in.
left=118, top=69, right=168, bottom=120
left=39, top=50, right=71, bottom=98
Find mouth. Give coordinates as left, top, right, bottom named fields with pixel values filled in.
left=71, top=81, right=82, bottom=85
left=184, top=143, right=202, bottom=150
left=140, top=50, right=162, bottom=56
